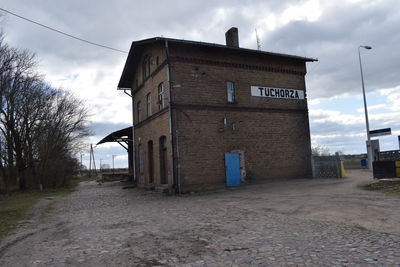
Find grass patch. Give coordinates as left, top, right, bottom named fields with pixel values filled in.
left=0, top=175, right=93, bottom=240
left=361, top=180, right=400, bottom=195
left=343, top=159, right=361, bottom=166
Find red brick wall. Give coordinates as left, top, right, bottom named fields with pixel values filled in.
left=175, top=109, right=312, bottom=192
left=131, top=45, right=173, bottom=188
left=128, top=41, right=313, bottom=192
left=169, top=44, right=312, bottom=192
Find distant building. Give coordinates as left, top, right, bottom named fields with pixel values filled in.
left=116, top=27, right=316, bottom=193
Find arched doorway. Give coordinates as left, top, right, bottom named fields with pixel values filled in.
left=148, top=140, right=154, bottom=183
left=159, top=136, right=168, bottom=184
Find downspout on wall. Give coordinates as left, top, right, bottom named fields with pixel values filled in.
left=164, top=40, right=179, bottom=193
left=130, top=93, right=137, bottom=183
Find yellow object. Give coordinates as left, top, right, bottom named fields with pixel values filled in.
left=340, top=160, right=347, bottom=178
left=396, top=161, right=400, bottom=177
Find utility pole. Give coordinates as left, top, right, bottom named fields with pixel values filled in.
left=89, top=144, right=97, bottom=177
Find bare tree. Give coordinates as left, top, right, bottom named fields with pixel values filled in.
left=311, top=144, right=330, bottom=156
left=36, top=90, right=90, bottom=188
left=0, top=33, right=90, bottom=192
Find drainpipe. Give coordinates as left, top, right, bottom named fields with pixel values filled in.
left=164, top=40, right=179, bottom=193
left=131, top=92, right=137, bottom=183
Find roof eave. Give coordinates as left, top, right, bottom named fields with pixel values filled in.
left=117, top=37, right=318, bottom=89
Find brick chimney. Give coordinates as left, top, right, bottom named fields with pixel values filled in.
left=225, top=27, right=239, bottom=48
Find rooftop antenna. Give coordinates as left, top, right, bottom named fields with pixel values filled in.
left=255, top=29, right=261, bottom=51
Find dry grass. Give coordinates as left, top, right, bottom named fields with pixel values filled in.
left=0, top=175, right=94, bottom=240
left=361, top=180, right=400, bottom=195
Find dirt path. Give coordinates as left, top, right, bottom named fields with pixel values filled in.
left=0, top=170, right=399, bottom=266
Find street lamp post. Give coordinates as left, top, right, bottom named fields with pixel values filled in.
left=358, top=45, right=373, bottom=170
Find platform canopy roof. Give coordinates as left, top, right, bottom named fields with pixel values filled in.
left=97, top=127, right=132, bottom=145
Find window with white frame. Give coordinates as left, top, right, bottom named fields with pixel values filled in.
left=227, top=81, right=235, bottom=103
left=158, top=83, right=164, bottom=110
left=146, top=93, right=152, bottom=117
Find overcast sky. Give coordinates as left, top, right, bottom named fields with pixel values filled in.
left=1, top=0, right=399, bottom=168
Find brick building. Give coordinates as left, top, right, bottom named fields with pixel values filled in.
left=117, top=28, right=316, bottom=193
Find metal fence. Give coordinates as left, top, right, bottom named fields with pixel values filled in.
left=377, top=150, right=400, bottom=161
left=311, top=155, right=341, bottom=178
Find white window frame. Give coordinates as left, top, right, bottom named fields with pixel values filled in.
left=227, top=81, right=235, bottom=103
left=147, top=93, right=152, bottom=117
left=158, top=83, right=164, bottom=110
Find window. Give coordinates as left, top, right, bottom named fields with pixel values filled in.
left=158, top=83, right=164, bottom=110
left=137, top=101, right=141, bottom=122
left=146, top=93, right=152, bottom=117
left=138, top=144, right=144, bottom=173
left=142, top=55, right=151, bottom=80
left=227, top=81, right=235, bottom=103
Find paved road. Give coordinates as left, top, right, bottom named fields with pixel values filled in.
left=1, top=170, right=399, bottom=266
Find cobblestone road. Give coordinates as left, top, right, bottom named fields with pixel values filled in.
left=1, top=170, right=400, bottom=266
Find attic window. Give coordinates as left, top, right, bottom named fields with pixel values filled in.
left=142, top=55, right=151, bottom=80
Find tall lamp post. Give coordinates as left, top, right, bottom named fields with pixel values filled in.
left=358, top=45, right=373, bottom=170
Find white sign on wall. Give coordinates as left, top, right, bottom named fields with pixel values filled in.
left=251, top=86, right=305, bottom=100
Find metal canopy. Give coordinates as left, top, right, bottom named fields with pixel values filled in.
left=97, top=126, right=134, bottom=178
left=97, top=127, right=132, bottom=146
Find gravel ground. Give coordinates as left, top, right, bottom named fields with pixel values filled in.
left=0, top=170, right=399, bottom=266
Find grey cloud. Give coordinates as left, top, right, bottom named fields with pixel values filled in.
left=1, top=0, right=295, bottom=70
left=2, top=0, right=399, bottom=155
left=263, top=0, right=400, bottom=98
left=309, top=108, right=400, bottom=153
left=90, top=121, right=130, bottom=138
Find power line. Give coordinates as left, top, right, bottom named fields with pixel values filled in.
left=0, top=7, right=128, bottom=54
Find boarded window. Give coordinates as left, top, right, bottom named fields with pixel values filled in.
left=158, top=83, right=164, bottom=110
left=138, top=144, right=144, bottom=173
left=227, top=81, right=235, bottom=103
left=142, top=55, right=151, bottom=80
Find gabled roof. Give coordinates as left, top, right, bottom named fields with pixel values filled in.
left=118, top=37, right=318, bottom=89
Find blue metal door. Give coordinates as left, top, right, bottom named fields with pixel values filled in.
left=225, top=153, right=241, bottom=187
